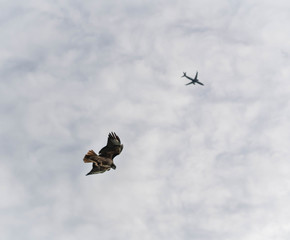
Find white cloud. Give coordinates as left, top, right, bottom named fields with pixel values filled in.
left=1, top=0, right=290, bottom=239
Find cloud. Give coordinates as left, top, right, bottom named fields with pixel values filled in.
left=1, top=0, right=290, bottom=239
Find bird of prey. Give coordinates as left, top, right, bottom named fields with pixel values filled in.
left=83, top=132, right=123, bottom=176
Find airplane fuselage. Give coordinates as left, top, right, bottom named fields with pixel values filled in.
left=183, top=74, right=204, bottom=86
left=185, top=76, right=196, bottom=82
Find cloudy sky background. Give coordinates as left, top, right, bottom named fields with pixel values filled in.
left=1, top=0, right=290, bottom=239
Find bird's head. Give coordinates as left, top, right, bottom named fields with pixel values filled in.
left=111, top=163, right=116, bottom=170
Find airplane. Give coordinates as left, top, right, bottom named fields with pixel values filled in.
left=182, top=71, right=204, bottom=86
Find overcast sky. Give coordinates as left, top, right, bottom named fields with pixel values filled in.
left=1, top=0, right=290, bottom=239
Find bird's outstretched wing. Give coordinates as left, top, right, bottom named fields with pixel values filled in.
left=85, top=163, right=111, bottom=175
left=99, top=132, right=123, bottom=159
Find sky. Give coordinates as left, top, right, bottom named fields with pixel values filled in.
left=1, top=0, right=290, bottom=239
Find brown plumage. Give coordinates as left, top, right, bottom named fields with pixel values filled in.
left=83, top=132, right=123, bottom=176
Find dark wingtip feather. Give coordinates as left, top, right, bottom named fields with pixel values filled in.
left=108, top=132, right=121, bottom=143
left=109, top=132, right=117, bottom=139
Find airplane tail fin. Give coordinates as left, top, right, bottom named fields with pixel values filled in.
left=181, top=72, right=186, bottom=77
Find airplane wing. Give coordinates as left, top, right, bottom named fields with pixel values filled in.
left=196, top=81, right=204, bottom=86
left=194, top=72, right=198, bottom=79
left=185, top=82, right=194, bottom=85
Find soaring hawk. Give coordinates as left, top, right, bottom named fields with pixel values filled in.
left=83, top=132, right=123, bottom=175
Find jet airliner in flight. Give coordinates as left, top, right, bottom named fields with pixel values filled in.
left=182, top=71, right=204, bottom=86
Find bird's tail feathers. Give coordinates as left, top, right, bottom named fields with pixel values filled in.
left=83, top=150, right=98, bottom=163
